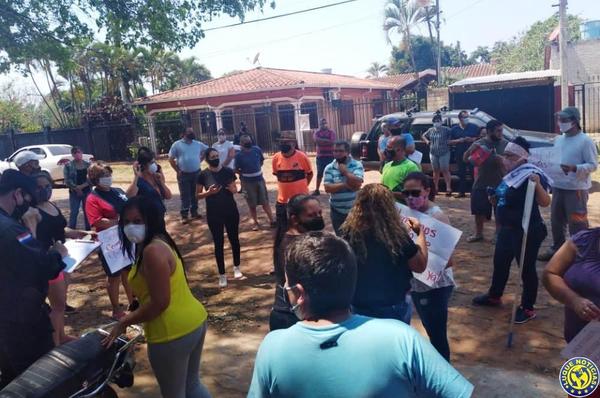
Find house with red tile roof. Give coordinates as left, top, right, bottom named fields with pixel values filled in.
left=135, top=67, right=400, bottom=153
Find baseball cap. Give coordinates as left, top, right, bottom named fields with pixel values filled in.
left=0, top=169, right=38, bottom=201
left=556, top=106, right=581, bottom=121
left=14, top=150, right=42, bottom=168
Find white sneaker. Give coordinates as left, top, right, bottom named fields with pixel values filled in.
left=218, top=274, right=227, bottom=288
left=233, top=266, right=244, bottom=279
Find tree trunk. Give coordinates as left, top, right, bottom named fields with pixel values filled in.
left=26, top=63, right=63, bottom=128
left=425, top=9, right=437, bottom=71
left=405, top=27, right=419, bottom=81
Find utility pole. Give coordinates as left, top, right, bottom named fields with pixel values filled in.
left=436, top=0, right=441, bottom=84
left=558, top=0, right=569, bottom=107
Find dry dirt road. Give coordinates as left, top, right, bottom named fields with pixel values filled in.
left=52, top=156, right=600, bottom=398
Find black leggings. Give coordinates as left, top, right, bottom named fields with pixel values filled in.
left=207, top=208, right=241, bottom=275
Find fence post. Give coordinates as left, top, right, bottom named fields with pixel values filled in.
left=84, top=122, right=93, bottom=155
left=148, top=115, right=158, bottom=154
left=8, top=127, right=15, bottom=154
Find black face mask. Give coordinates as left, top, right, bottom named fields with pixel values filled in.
left=490, top=134, right=501, bottom=142
left=279, top=144, right=292, bottom=153
left=242, top=142, right=252, bottom=149
left=385, top=149, right=396, bottom=160
left=185, top=133, right=195, bottom=140
left=336, top=156, right=347, bottom=164
left=207, top=158, right=220, bottom=168
left=300, top=216, right=325, bottom=232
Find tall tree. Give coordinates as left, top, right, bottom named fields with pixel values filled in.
left=367, top=62, right=389, bottom=78
left=383, top=0, right=424, bottom=80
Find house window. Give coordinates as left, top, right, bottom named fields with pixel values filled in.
left=300, top=102, right=318, bottom=129
left=339, top=100, right=355, bottom=125
left=221, top=110, right=234, bottom=134
left=278, top=104, right=295, bottom=131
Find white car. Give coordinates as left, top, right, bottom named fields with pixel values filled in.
left=0, top=144, right=95, bottom=184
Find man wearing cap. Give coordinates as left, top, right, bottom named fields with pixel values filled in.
left=0, top=170, right=68, bottom=388
left=272, top=131, right=313, bottom=229
left=14, top=150, right=42, bottom=176
left=538, top=107, right=598, bottom=261
left=312, top=118, right=336, bottom=196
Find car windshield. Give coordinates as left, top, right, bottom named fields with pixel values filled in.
left=47, top=145, right=72, bottom=156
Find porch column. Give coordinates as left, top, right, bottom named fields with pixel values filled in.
left=214, top=109, right=223, bottom=130
left=293, top=100, right=304, bottom=149
left=148, top=115, right=158, bottom=154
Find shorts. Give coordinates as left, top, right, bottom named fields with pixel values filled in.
left=430, top=152, right=450, bottom=171
left=98, top=251, right=130, bottom=277
left=316, top=157, right=334, bottom=179
left=471, top=188, right=493, bottom=220
left=242, top=179, right=269, bottom=207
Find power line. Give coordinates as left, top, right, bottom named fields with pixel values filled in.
left=204, top=0, right=359, bottom=32
left=445, top=0, right=489, bottom=20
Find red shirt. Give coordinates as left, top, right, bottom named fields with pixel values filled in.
left=313, top=128, right=336, bottom=158
left=85, top=193, right=119, bottom=231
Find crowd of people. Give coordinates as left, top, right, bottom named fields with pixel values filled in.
left=0, top=108, right=598, bottom=398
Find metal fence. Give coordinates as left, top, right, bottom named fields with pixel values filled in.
left=574, top=76, right=600, bottom=135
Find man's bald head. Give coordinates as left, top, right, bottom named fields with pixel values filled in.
left=385, top=135, right=406, bottom=161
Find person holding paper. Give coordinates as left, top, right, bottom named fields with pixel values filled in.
left=86, top=161, right=134, bottom=320
left=0, top=170, right=68, bottom=388
left=341, top=183, right=427, bottom=324
left=473, top=137, right=551, bottom=324
left=403, top=172, right=455, bottom=361
left=103, top=196, right=211, bottom=398
left=543, top=228, right=600, bottom=342
left=27, top=173, right=94, bottom=346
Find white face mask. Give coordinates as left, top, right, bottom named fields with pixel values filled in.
left=462, top=118, right=469, bottom=124
left=98, top=176, right=113, bottom=188
left=123, top=224, right=146, bottom=244
left=148, top=162, right=158, bottom=174
left=559, top=122, right=574, bottom=133
left=433, top=122, right=442, bottom=129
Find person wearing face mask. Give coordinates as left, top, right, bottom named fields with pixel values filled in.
left=323, top=140, right=364, bottom=235
left=270, top=194, right=324, bottom=331
left=168, top=127, right=209, bottom=224
left=126, top=147, right=172, bottom=220
left=272, top=131, right=313, bottom=231
left=63, top=146, right=91, bottom=230
left=14, top=150, right=42, bottom=176
left=381, top=135, right=420, bottom=202
left=451, top=110, right=481, bottom=198
left=103, top=196, right=211, bottom=398
left=0, top=169, right=68, bottom=388
left=312, top=118, right=336, bottom=196
left=462, top=119, right=508, bottom=243
left=197, top=148, right=243, bottom=288
left=212, top=128, right=235, bottom=170
left=29, top=173, right=94, bottom=346
left=403, top=172, right=455, bottom=361
left=341, top=184, right=427, bottom=324
left=472, top=137, right=551, bottom=324
left=423, top=114, right=454, bottom=196
left=249, top=232, right=473, bottom=398
left=85, top=161, right=135, bottom=320
left=235, top=134, right=275, bottom=230
left=538, top=107, right=598, bottom=262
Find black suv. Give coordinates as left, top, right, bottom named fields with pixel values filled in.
left=351, top=109, right=555, bottom=175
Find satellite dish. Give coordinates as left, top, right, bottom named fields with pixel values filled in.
left=253, top=52, right=261, bottom=65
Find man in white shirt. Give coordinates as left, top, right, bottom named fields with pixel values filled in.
left=212, top=128, right=235, bottom=169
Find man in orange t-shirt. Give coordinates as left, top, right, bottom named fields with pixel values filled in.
left=272, top=131, right=313, bottom=229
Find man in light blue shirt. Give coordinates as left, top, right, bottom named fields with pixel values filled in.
left=168, top=128, right=208, bottom=223
left=323, top=140, right=364, bottom=235
left=248, top=232, right=474, bottom=398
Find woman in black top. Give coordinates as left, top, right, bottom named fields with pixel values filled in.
left=197, top=148, right=242, bottom=288
left=341, top=183, right=427, bottom=324
left=29, top=173, right=93, bottom=345
left=125, top=147, right=172, bottom=219
left=270, top=194, right=325, bottom=331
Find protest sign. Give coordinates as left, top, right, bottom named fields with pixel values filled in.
left=97, top=225, right=133, bottom=274
left=561, top=321, right=600, bottom=364
left=408, top=150, right=423, bottom=165
left=63, top=239, right=101, bottom=273
left=395, top=203, right=462, bottom=287
left=529, top=146, right=565, bottom=183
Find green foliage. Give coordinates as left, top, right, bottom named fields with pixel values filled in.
left=389, top=36, right=469, bottom=74
left=367, top=62, right=389, bottom=78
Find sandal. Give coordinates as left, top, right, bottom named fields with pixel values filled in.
left=466, top=235, right=484, bottom=243
left=252, top=225, right=260, bottom=231
left=111, top=311, right=126, bottom=321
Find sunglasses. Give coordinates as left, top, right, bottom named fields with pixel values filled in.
left=402, top=189, right=423, bottom=198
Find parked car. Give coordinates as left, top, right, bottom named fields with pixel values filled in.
left=351, top=109, right=556, bottom=177
left=0, top=144, right=95, bottom=184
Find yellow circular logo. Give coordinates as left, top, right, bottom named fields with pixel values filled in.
left=560, top=357, right=599, bottom=397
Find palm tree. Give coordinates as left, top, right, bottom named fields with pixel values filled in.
left=383, top=0, right=424, bottom=81
left=416, top=4, right=439, bottom=71
left=367, top=62, right=389, bottom=78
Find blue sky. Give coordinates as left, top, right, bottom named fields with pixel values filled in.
left=2, top=0, right=598, bottom=95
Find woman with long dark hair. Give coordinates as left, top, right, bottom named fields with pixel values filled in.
left=126, top=147, right=172, bottom=219
left=103, top=196, right=211, bottom=398
left=341, top=183, right=427, bottom=324
left=197, top=148, right=242, bottom=288
left=270, top=194, right=324, bottom=331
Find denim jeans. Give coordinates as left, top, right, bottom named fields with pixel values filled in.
left=330, top=207, right=348, bottom=236
left=489, top=224, right=547, bottom=310
left=550, top=188, right=589, bottom=251
left=352, top=295, right=412, bottom=325
left=412, top=285, right=454, bottom=362
left=275, top=202, right=288, bottom=231
left=68, top=190, right=90, bottom=230
left=178, top=171, right=200, bottom=217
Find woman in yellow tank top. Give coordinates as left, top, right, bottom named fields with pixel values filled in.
left=103, top=196, right=211, bottom=398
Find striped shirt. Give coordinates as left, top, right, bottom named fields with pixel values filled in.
left=323, top=157, right=364, bottom=214
left=423, top=126, right=452, bottom=157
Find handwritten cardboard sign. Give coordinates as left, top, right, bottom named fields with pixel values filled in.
left=97, top=226, right=132, bottom=274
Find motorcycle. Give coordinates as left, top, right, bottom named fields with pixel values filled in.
left=0, top=324, right=144, bottom=398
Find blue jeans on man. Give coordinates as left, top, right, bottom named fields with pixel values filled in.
left=68, top=190, right=90, bottom=230
left=178, top=171, right=200, bottom=217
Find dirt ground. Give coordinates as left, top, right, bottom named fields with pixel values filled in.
left=52, top=156, right=600, bottom=398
